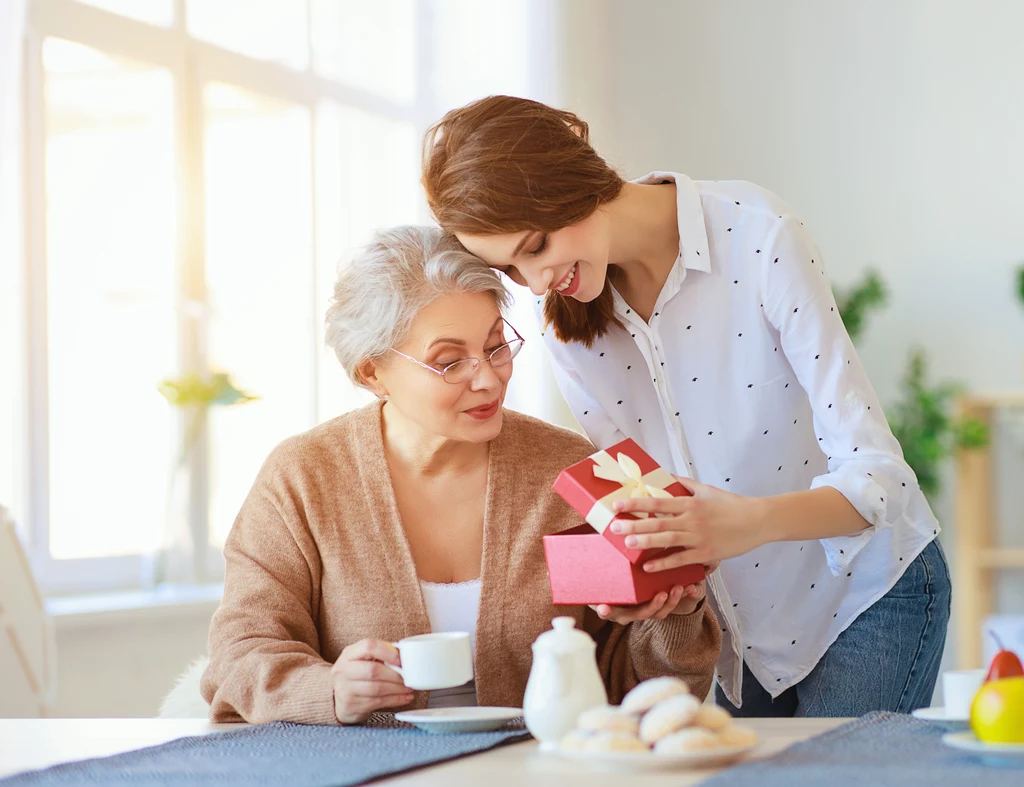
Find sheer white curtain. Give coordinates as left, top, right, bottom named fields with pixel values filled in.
left=0, top=0, right=26, bottom=170
left=0, top=0, right=26, bottom=244
left=0, top=0, right=28, bottom=537
left=0, top=0, right=43, bottom=680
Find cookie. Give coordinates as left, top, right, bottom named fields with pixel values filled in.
left=560, top=729, right=595, bottom=751
left=577, top=705, right=640, bottom=735
left=638, top=692, right=702, bottom=744
left=584, top=730, right=649, bottom=753
left=694, top=704, right=733, bottom=732
left=653, top=726, right=719, bottom=754
left=620, top=676, right=690, bottom=715
left=717, top=723, right=759, bottom=748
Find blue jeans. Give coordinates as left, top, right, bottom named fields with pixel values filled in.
left=715, top=539, right=951, bottom=717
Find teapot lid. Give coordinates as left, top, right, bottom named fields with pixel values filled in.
left=532, top=616, right=595, bottom=654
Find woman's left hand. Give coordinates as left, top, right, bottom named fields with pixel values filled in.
left=590, top=577, right=709, bottom=625
left=610, top=477, right=769, bottom=571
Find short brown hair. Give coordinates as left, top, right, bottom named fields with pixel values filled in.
left=422, top=95, right=624, bottom=347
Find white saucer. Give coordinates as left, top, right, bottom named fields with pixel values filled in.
left=395, top=707, right=523, bottom=734
left=942, top=731, right=1024, bottom=764
left=911, top=706, right=968, bottom=722
left=555, top=742, right=757, bottom=772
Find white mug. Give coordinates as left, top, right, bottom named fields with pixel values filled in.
left=391, top=632, right=473, bottom=691
left=942, top=668, right=985, bottom=718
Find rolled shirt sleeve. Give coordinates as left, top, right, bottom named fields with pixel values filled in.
left=760, top=216, right=938, bottom=574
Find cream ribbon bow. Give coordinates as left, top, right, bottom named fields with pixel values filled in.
left=589, top=450, right=675, bottom=524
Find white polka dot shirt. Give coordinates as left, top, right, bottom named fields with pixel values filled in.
left=536, top=172, right=940, bottom=706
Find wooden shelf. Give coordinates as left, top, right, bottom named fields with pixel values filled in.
left=960, top=393, right=1024, bottom=408
left=977, top=548, right=1024, bottom=569
left=954, top=393, right=1024, bottom=668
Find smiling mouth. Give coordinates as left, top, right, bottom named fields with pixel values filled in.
left=553, top=262, right=579, bottom=294
left=465, top=399, right=500, bottom=419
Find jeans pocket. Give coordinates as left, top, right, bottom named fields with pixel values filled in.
left=926, top=539, right=953, bottom=615
left=885, top=545, right=929, bottom=599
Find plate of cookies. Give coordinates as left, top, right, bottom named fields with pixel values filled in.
left=556, top=677, right=759, bottom=771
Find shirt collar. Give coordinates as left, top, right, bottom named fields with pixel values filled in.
left=631, top=171, right=711, bottom=273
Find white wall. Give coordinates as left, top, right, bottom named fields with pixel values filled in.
left=563, top=0, right=1024, bottom=403
left=50, top=608, right=213, bottom=717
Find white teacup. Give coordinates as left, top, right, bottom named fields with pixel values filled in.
left=392, top=632, right=473, bottom=691
left=942, top=668, right=985, bottom=718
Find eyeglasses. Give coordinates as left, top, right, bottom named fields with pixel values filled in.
left=390, top=320, right=525, bottom=385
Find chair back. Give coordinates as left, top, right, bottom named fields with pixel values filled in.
left=0, top=505, right=57, bottom=717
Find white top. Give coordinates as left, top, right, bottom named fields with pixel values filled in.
left=537, top=172, right=940, bottom=707
left=420, top=579, right=481, bottom=708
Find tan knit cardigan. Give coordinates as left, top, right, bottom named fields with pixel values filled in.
left=201, top=402, right=721, bottom=724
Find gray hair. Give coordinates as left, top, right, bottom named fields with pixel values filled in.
left=325, top=225, right=512, bottom=387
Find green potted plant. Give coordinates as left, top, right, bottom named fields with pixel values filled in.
left=833, top=271, right=988, bottom=499
left=887, top=351, right=988, bottom=498
left=833, top=269, right=887, bottom=345
left=154, top=371, right=258, bottom=584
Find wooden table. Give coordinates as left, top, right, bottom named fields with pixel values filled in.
left=0, top=717, right=847, bottom=785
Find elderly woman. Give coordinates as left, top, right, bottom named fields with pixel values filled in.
left=200, top=226, right=721, bottom=725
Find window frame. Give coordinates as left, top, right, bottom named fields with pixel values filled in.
left=21, top=0, right=440, bottom=595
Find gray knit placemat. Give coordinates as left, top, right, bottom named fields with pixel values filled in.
left=701, top=711, right=1024, bottom=787
left=0, top=713, right=530, bottom=786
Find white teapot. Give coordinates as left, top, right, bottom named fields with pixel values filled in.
left=523, top=616, right=608, bottom=749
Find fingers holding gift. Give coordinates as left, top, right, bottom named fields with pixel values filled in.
left=650, top=585, right=688, bottom=620
left=612, top=497, right=710, bottom=535
left=612, top=494, right=696, bottom=519
left=668, top=582, right=706, bottom=615
left=624, top=528, right=701, bottom=551
left=590, top=586, right=688, bottom=624
left=648, top=584, right=701, bottom=617
left=682, top=583, right=704, bottom=599
left=610, top=510, right=691, bottom=536
left=643, top=547, right=714, bottom=572
left=590, top=593, right=666, bottom=624
left=684, top=582, right=707, bottom=605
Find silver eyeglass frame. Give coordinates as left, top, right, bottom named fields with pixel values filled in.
left=389, top=318, right=525, bottom=384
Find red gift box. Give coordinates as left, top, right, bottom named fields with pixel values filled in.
left=544, top=439, right=705, bottom=605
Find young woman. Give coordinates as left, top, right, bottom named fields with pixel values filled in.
left=420, top=95, right=950, bottom=717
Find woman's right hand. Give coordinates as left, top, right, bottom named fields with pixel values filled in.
left=331, top=639, right=414, bottom=725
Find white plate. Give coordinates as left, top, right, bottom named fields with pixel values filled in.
left=555, top=742, right=757, bottom=771
left=395, top=707, right=523, bottom=734
left=942, top=731, right=1024, bottom=764
left=912, top=706, right=968, bottom=722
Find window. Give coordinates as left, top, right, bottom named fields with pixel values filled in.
left=12, top=0, right=552, bottom=596
left=42, top=38, right=177, bottom=564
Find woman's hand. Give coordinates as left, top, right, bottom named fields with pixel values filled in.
left=610, top=477, right=768, bottom=571
left=331, top=639, right=414, bottom=725
left=590, top=563, right=718, bottom=624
